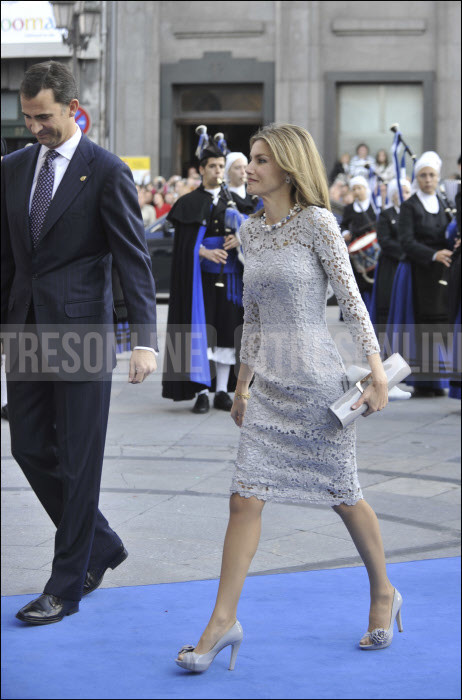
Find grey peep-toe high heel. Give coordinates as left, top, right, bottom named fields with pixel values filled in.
left=175, top=621, right=243, bottom=672
left=359, top=588, right=403, bottom=650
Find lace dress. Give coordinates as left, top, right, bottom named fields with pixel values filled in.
left=230, top=206, right=380, bottom=506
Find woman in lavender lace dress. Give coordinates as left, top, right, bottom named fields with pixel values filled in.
left=176, top=124, right=403, bottom=673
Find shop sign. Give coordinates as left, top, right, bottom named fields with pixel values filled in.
left=1, top=1, right=64, bottom=44
left=119, top=156, right=152, bottom=186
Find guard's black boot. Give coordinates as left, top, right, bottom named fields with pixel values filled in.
left=192, top=393, right=210, bottom=414
left=213, top=391, right=233, bottom=411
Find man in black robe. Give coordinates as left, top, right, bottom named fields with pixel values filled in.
left=162, top=141, right=244, bottom=413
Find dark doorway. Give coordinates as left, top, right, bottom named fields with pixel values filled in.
left=177, top=123, right=261, bottom=177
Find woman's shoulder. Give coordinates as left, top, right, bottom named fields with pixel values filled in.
left=303, top=205, right=339, bottom=229
left=404, top=193, right=419, bottom=205
left=297, top=206, right=342, bottom=245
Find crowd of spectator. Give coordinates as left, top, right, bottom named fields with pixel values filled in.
left=136, top=166, right=204, bottom=227
left=137, top=143, right=459, bottom=230
left=137, top=144, right=397, bottom=229
left=328, top=142, right=399, bottom=221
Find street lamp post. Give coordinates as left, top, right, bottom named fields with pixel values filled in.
left=50, top=1, right=101, bottom=91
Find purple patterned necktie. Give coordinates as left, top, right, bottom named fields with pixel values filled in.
left=29, top=149, right=59, bottom=248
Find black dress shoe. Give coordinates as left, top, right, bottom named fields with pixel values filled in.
left=16, top=594, right=79, bottom=625
left=83, top=546, right=128, bottom=597
left=192, top=393, right=209, bottom=414
left=213, top=391, right=233, bottom=411
left=433, top=389, right=447, bottom=397
left=0, top=405, right=8, bottom=421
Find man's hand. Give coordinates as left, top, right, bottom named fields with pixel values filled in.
left=129, top=349, right=157, bottom=384
left=223, top=234, right=240, bottom=250
left=434, top=249, right=453, bottom=268
left=201, top=248, right=228, bottom=264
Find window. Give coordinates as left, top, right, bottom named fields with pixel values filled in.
left=338, top=84, right=423, bottom=167
left=1, top=92, right=19, bottom=121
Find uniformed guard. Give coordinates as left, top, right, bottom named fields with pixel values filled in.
left=370, top=178, right=411, bottom=329
left=162, top=127, right=244, bottom=413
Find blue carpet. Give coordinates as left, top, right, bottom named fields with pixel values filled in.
left=1, top=557, right=460, bottom=700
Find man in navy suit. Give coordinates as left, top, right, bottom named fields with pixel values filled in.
left=1, top=61, right=158, bottom=624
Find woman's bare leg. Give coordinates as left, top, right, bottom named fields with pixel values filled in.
left=333, top=499, right=395, bottom=645
left=179, top=492, right=265, bottom=658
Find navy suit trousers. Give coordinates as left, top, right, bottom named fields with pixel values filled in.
left=7, top=374, right=122, bottom=601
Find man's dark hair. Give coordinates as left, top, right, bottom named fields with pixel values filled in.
left=20, top=61, right=78, bottom=104
left=199, top=155, right=226, bottom=169
left=356, top=143, right=369, bottom=154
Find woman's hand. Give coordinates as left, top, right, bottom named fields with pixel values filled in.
left=434, top=249, right=453, bottom=268
left=200, top=248, right=228, bottom=264
left=231, top=396, right=248, bottom=427
left=351, top=375, right=388, bottom=418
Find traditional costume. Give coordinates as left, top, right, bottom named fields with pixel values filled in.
left=341, top=175, right=378, bottom=309
left=370, top=179, right=407, bottom=329
left=386, top=152, right=452, bottom=394
left=162, top=131, right=244, bottom=411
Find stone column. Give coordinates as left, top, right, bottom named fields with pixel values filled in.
left=274, top=1, right=323, bottom=151
left=113, top=1, right=160, bottom=172
left=435, top=0, right=461, bottom=176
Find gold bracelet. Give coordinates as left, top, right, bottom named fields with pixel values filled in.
left=235, top=392, right=251, bottom=400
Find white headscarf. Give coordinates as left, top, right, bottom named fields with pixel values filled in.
left=414, top=151, right=442, bottom=177
left=350, top=175, right=372, bottom=213
left=412, top=151, right=442, bottom=213
left=225, top=152, right=248, bottom=184
left=349, top=175, right=370, bottom=193
left=387, top=178, right=411, bottom=209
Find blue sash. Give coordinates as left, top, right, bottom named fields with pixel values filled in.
left=190, top=221, right=211, bottom=386
left=200, top=236, right=243, bottom=307
left=385, top=261, right=416, bottom=360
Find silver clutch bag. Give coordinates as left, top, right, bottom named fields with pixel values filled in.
left=328, top=353, right=412, bottom=429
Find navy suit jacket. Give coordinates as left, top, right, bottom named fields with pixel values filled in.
left=1, top=133, right=158, bottom=378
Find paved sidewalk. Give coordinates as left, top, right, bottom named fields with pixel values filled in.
left=1, top=305, right=460, bottom=596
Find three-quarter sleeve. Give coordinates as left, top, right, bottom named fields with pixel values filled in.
left=238, top=222, right=261, bottom=368
left=239, top=287, right=261, bottom=368
left=311, top=207, right=380, bottom=357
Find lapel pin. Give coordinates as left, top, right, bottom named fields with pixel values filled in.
left=80, top=176, right=87, bottom=182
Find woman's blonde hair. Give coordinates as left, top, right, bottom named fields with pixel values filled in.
left=249, top=123, right=331, bottom=212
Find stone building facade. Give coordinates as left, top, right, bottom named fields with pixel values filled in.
left=1, top=1, right=461, bottom=178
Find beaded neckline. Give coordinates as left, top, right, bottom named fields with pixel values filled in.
left=261, top=204, right=302, bottom=232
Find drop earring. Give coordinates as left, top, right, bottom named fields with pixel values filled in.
left=285, top=175, right=291, bottom=184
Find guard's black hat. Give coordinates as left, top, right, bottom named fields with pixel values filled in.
left=195, top=125, right=227, bottom=166
left=198, top=142, right=225, bottom=166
